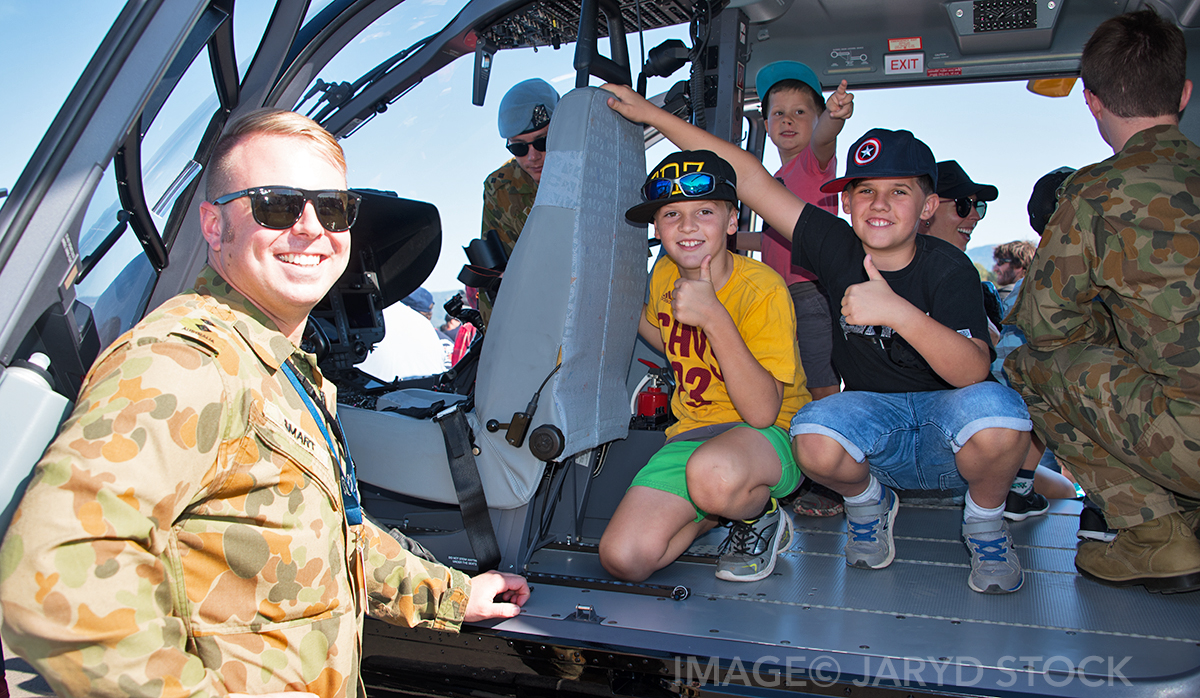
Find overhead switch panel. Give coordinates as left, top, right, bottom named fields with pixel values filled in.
left=946, top=0, right=1062, bottom=54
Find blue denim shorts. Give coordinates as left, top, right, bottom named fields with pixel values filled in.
left=788, top=383, right=1032, bottom=491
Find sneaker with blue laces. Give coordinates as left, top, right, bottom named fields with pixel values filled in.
left=962, top=518, right=1024, bottom=593
left=715, top=498, right=795, bottom=582
left=843, top=486, right=899, bottom=569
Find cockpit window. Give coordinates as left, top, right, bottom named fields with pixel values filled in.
left=74, top=4, right=243, bottom=348
left=296, top=0, right=471, bottom=123
left=303, top=0, right=340, bottom=27
left=232, top=2, right=278, bottom=79
left=0, top=1, right=124, bottom=193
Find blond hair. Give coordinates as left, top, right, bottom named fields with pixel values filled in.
left=205, top=109, right=345, bottom=200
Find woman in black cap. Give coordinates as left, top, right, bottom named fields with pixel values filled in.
left=921, top=160, right=998, bottom=255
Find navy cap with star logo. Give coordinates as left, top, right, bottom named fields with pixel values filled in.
left=819, top=128, right=938, bottom=193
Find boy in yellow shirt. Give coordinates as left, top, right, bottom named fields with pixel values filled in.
left=599, top=151, right=810, bottom=583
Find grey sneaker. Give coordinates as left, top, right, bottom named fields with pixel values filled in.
left=844, top=486, right=899, bottom=569
left=962, top=518, right=1024, bottom=593
left=715, top=499, right=795, bottom=582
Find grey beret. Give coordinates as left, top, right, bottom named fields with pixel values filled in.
left=498, top=78, right=560, bottom=139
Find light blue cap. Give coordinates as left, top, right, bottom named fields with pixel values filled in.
left=754, top=61, right=823, bottom=104
left=498, top=79, right=560, bottom=139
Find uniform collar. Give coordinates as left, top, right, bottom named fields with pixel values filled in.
left=502, top=158, right=539, bottom=192
left=192, top=266, right=308, bottom=372
left=1123, top=123, right=1184, bottom=152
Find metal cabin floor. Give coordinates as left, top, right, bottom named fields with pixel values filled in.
left=519, top=497, right=1200, bottom=692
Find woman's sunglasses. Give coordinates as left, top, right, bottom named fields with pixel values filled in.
left=643, top=172, right=731, bottom=201
left=505, top=136, right=548, bottom=157
left=945, top=196, right=987, bottom=219
left=212, top=186, right=361, bottom=232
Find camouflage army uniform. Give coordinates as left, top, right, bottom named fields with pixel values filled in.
left=479, top=159, right=538, bottom=321
left=1006, top=124, right=1200, bottom=529
left=0, top=267, right=471, bottom=698
left=481, top=158, right=538, bottom=255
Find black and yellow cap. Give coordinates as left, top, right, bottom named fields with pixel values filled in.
left=625, top=150, right=739, bottom=225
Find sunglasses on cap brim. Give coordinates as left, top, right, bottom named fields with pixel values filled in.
left=211, top=186, right=361, bottom=232
left=945, top=196, right=987, bottom=219
left=643, top=172, right=733, bottom=202
left=505, top=136, right=548, bottom=157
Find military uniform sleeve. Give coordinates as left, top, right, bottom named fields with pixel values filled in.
left=1010, top=191, right=1112, bottom=349
left=359, top=519, right=471, bottom=631
left=0, top=338, right=232, bottom=698
left=480, top=164, right=525, bottom=255
left=482, top=173, right=505, bottom=239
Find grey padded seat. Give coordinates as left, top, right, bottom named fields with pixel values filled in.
left=342, top=86, right=647, bottom=510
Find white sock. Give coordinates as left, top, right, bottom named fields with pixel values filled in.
left=1010, top=469, right=1035, bottom=495
left=963, top=491, right=1005, bottom=524
left=844, top=475, right=882, bottom=506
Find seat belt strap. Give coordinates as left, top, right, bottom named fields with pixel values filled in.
left=435, top=405, right=502, bottom=572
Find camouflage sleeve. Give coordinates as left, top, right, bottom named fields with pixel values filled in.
left=481, top=176, right=520, bottom=254
left=482, top=176, right=505, bottom=238
left=360, top=519, right=471, bottom=631
left=1010, top=192, right=1114, bottom=349
left=0, top=338, right=228, bottom=698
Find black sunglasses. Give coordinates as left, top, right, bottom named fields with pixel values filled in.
left=994, top=256, right=1019, bottom=266
left=212, top=186, right=361, bottom=232
left=945, top=196, right=987, bottom=219
left=506, top=136, right=548, bottom=157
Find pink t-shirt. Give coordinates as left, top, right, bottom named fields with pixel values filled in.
left=761, top=146, right=838, bottom=285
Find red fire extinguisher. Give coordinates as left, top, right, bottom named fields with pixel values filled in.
left=631, top=359, right=671, bottom=429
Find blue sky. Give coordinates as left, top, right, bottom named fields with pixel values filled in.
left=2, top=1, right=1113, bottom=293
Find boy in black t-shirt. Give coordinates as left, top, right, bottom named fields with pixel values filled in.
left=604, top=85, right=1032, bottom=594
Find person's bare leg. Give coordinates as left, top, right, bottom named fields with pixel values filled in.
left=792, top=433, right=870, bottom=497
left=686, top=427, right=784, bottom=520
left=956, top=428, right=1029, bottom=508
left=599, top=486, right=716, bottom=582
left=1035, top=464, right=1079, bottom=499
left=956, top=427, right=1028, bottom=593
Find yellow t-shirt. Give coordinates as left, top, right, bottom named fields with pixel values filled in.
left=646, top=252, right=810, bottom=438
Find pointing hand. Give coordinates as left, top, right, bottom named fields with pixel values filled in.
left=827, top=80, right=855, bottom=120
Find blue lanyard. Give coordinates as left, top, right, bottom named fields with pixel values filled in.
left=282, top=360, right=362, bottom=525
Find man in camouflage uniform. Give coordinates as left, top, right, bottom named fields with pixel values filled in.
left=477, top=79, right=559, bottom=322
left=481, top=78, right=559, bottom=254
left=0, top=109, right=529, bottom=697
left=1006, top=9, right=1200, bottom=593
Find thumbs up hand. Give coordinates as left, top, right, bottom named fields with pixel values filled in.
left=863, top=254, right=884, bottom=281
left=841, top=254, right=901, bottom=326
left=672, top=255, right=721, bottom=328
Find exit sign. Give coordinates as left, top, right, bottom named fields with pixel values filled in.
left=884, top=53, right=925, bottom=75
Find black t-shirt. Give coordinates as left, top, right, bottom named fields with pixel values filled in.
left=791, top=206, right=993, bottom=393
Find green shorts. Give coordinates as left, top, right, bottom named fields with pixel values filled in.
left=630, top=424, right=801, bottom=522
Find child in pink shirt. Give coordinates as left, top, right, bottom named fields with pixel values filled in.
left=745, top=62, right=854, bottom=517
left=743, top=61, right=854, bottom=402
